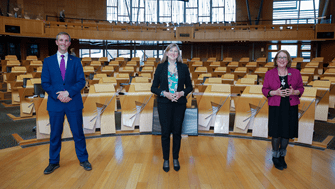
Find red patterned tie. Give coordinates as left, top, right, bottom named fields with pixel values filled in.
left=60, top=55, right=66, bottom=80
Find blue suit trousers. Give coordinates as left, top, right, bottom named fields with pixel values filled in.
left=48, top=109, right=88, bottom=164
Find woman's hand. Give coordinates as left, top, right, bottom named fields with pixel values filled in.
left=285, top=86, right=294, bottom=96
left=172, top=91, right=184, bottom=102
left=273, top=87, right=286, bottom=97
left=164, top=92, right=176, bottom=101
left=285, top=86, right=300, bottom=96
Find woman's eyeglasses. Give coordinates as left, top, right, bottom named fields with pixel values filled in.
left=277, top=56, right=287, bottom=60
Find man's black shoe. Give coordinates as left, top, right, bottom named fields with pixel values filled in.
left=44, top=163, right=60, bottom=174
left=80, top=161, right=92, bottom=171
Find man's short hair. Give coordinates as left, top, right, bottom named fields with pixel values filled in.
left=56, top=32, right=71, bottom=42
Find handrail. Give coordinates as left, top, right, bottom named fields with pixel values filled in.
left=45, top=15, right=333, bottom=26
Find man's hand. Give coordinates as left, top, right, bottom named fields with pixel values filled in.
left=56, top=91, right=72, bottom=103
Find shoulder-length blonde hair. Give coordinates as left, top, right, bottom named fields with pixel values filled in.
left=161, top=43, right=183, bottom=63
left=274, top=50, right=292, bottom=68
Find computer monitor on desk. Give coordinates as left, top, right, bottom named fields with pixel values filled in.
left=23, top=78, right=30, bottom=88
left=89, top=73, right=94, bottom=80
left=34, top=84, right=45, bottom=98
left=6, top=67, right=12, bottom=73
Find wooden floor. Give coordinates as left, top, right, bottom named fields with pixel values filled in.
left=1, top=135, right=335, bottom=189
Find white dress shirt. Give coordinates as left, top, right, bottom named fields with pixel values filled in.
left=57, top=51, right=68, bottom=69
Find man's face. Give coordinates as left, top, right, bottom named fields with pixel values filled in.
left=56, top=34, right=71, bottom=53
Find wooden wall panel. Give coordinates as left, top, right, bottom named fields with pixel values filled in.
left=181, top=42, right=257, bottom=62
left=0, top=17, right=3, bottom=33
left=319, top=41, right=335, bottom=63
left=77, top=0, right=89, bottom=9
left=21, top=19, right=44, bottom=35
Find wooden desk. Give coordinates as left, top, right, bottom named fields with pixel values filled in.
left=212, top=67, right=227, bottom=77
left=83, top=84, right=116, bottom=134
left=254, top=67, right=268, bottom=84
left=233, top=85, right=268, bottom=137
left=256, top=57, right=267, bottom=67
left=246, top=62, right=257, bottom=73
left=119, top=83, right=154, bottom=132
left=296, top=87, right=317, bottom=144
left=196, top=84, right=231, bottom=134
left=227, top=62, right=239, bottom=73
left=311, top=80, right=331, bottom=121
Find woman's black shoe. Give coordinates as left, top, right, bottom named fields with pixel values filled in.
left=163, top=160, right=169, bottom=172
left=272, top=157, right=284, bottom=170
left=173, top=159, right=180, bottom=171
left=279, top=156, right=287, bottom=169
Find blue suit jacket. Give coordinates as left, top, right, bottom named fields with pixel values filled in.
left=41, top=54, right=86, bottom=112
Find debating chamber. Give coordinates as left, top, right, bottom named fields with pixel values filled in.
left=1, top=0, right=335, bottom=188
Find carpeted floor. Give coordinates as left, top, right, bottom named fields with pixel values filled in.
left=1, top=100, right=335, bottom=150
left=0, top=100, right=36, bottom=149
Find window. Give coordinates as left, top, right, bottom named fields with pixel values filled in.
left=301, top=51, right=311, bottom=62
left=107, top=49, right=117, bottom=60
left=185, top=0, right=198, bottom=23
left=119, top=49, right=131, bottom=58
left=267, top=41, right=312, bottom=62
left=268, top=45, right=278, bottom=51
left=91, top=49, right=103, bottom=58
left=281, top=45, right=297, bottom=58
left=80, top=49, right=90, bottom=57
left=267, top=52, right=278, bottom=62
left=301, top=44, right=311, bottom=50
left=107, top=0, right=117, bottom=21
left=198, top=0, right=211, bottom=23
left=107, top=0, right=235, bottom=24
left=132, top=0, right=145, bottom=22
left=27, top=44, right=39, bottom=57
left=273, top=0, right=319, bottom=24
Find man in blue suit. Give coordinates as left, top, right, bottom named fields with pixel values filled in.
left=41, top=32, right=91, bottom=174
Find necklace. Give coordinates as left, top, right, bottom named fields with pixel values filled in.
left=278, top=68, right=287, bottom=76
left=168, top=62, right=177, bottom=74
left=280, top=76, right=286, bottom=86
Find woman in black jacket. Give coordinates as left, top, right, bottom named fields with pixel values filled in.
left=151, top=43, right=193, bottom=172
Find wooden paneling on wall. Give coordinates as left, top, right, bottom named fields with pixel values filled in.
left=181, top=42, right=267, bottom=61
left=1, top=17, right=334, bottom=42
left=319, top=41, right=335, bottom=63
left=0, top=35, right=79, bottom=61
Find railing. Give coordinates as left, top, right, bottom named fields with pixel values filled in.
left=45, top=15, right=333, bottom=27
left=1, top=16, right=334, bottom=41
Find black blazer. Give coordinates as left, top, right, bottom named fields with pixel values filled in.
left=151, top=61, right=193, bottom=104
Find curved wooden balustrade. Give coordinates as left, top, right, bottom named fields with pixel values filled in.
left=2, top=54, right=335, bottom=147
left=1, top=16, right=335, bottom=41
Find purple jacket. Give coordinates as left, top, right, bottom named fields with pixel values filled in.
left=262, top=67, right=304, bottom=106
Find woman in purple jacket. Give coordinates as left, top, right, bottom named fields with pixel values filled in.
left=262, top=50, right=304, bottom=170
